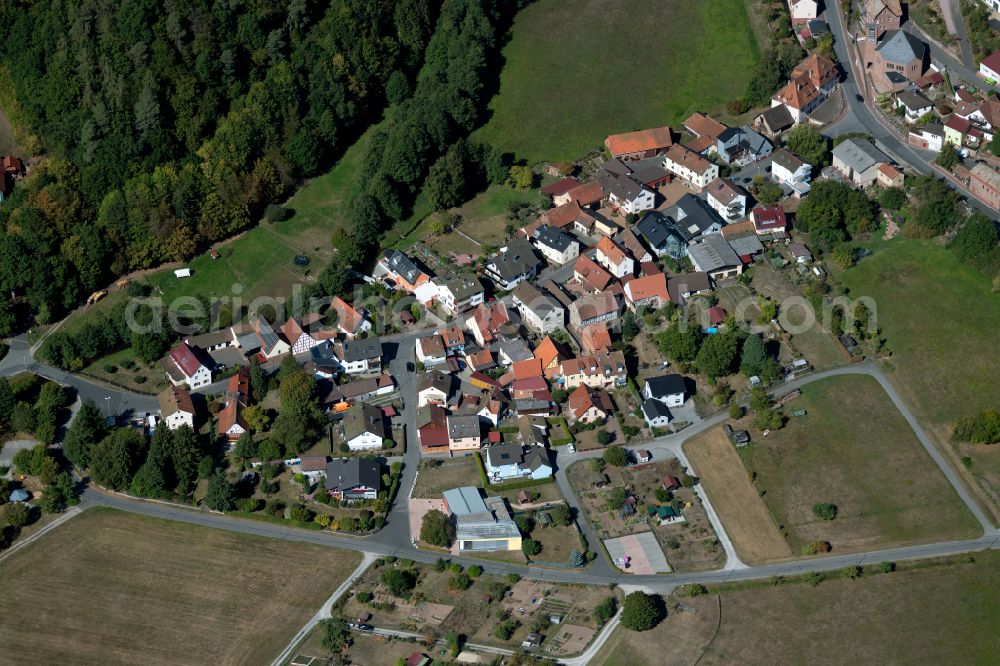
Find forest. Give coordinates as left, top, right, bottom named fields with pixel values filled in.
left=0, top=0, right=448, bottom=330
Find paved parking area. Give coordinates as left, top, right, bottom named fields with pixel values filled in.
left=604, top=532, right=671, bottom=574
left=0, top=439, right=39, bottom=476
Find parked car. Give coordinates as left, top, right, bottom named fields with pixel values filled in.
left=855, top=94, right=864, bottom=102
left=357, top=624, right=375, bottom=632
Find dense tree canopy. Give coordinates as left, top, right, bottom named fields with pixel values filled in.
left=950, top=212, right=1000, bottom=276
left=795, top=180, right=876, bottom=252
left=0, top=0, right=440, bottom=323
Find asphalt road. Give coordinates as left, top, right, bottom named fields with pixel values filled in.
left=824, top=2, right=999, bottom=221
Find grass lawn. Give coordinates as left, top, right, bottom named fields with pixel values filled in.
left=473, top=0, right=761, bottom=163
left=0, top=507, right=362, bottom=665
left=838, top=240, right=1000, bottom=519
left=738, top=375, right=979, bottom=554
left=80, top=347, right=169, bottom=394
left=411, top=457, right=483, bottom=499
left=596, top=550, right=1000, bottom=665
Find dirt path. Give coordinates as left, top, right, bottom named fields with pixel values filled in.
left=0, top=105, right=20, bottom=156
left=684, top=429, right=792, bottom=564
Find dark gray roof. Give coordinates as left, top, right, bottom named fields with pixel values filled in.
left=667, top=272, right=712, bottom=301
left=325, top=458, right=381, bottom=492
left=310, top=340, right=340, bottom=368
left=489, top=239, right=542, bottom=281
left=237, top=331, right=262, bottom=351
left=726, top=232, right=764, bottom=257
left=759, top=105, right=794, bottom=131
left=897, top=91, right=932, bottom=111
left=382, top=249, right=423, bottom=284
left=439, top=272, right=483, bottom=301
left=645, top=374, right=686, bottom=398
left=832, top=138, right=889, bottom=174
left=343, top=403, right=386, bottom=441
left=771, top=148, right=807, bottom=172
left=419, top=369, right=452, bottom=395
left=512, top=282, right=563, bottom=319
left=687, top=234, right=741, bottom=272
left=672, top=194, right=724, bottom=237
left=718, top=126, right=771, bottom=155
left=601, top=158, right=632, bottom=177
left=919, top=122, right=945, bottom=137
left=447, top=413, right=481, bottom=439
left=642, top=398, right=672, bottom=421
left=637, top=211, right=686, bottom=248
left=877, top=29, right=927, bottom=65
left=485, top=443, right=524, bottom=467
left=339, top=339, right=383, bottom=363
left=600, top=172, right=650, bottom=202
left=532, top=225, right=577, bottom=253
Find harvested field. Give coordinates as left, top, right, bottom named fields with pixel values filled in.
left=684, top=428, right=791, bottom=564
left=0, top=507, right=362, bottom=665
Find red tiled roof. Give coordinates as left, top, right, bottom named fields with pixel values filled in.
left=330, top=296, right=366, bottom=334
left=791, top=53, right=838, bottom=89
left=684, top=113, right=728, bottom=141
left=981, top=50, right=1000, bottom=76
left=752, top=206, right=788, bottom=231
left=566, top=180, right=605, bottom=207
left=581, top=323, right=613, bottom=354
left=567, top=384, right=613, bottom=420
left=541, top=201, right=585, bottom=229
left=541, top=177, right=580, bottom=196
left=574, top=254, right=614, bottom=291
left=470, top=370, right=502, bottom=388
left=596, top=236, right=630, bottom=268
left=168, top=342, right=206, bottom=378
left=605, top=126, right=673, bottom=156
left=772, top=74, right=820, bottom=111
left=533, top=336, right=566, bottom=370
left=624, top=273, right=669, bottom=304
left=664, top=144, right=713, bottom=174
left=512, top=358, right=544, bottom=380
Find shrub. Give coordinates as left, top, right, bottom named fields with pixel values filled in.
left=493, top=619, right=519, bottom=641
left=421, top=509, right=454, bottom=547
left=522, top=539, right=542, bottom=557
left=506, top=573, right=521, bottom=584
left=449, top=573, right=472, bottom=590
left=620, top=592, right=664, bottom=631
left=238, top=498, right=262, bottom=513
left=802, top=571, right=825, bottom=587
left=879, top=561, right=896, bottom=573
left=467, top=565, right=483, bottom=578
left=449, top=563, right=464, bottom=574
left=812, top=503, right=838, bottom=521
left=845, top=565, right=863, bottom=580
left=728, top=404, right=744, bottom=419
left=594, top=596, right=617, bottom=624
left=381, top=569, right=417, bottom=597
left=356, top=591, right=373, bottom=603
left=434, top=557, right=448, bottom=572
left=603, top=446, right=627, bottom=467
left=683, top=583, right=708, bottom=597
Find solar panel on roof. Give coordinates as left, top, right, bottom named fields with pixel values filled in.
left=255, top=315, right=280, bottom=350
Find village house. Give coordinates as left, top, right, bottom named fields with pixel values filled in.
left=484, top=238, right=543, bottom=290
left=687, top=234, right=744, bottom=281
left=908, top=123, right=944, bottom=152
left=751, top=206, right=788, bottom=239
left=790, top=0, right=818, bottom=24
left=249, top=314, right=292, bottom=360
left=896, top=90, right=933, bottom=123
left=595, top=236, right=635, bottom=278
left=279, top=317, right=321, bottom=355
left=447, top=413, right=482, bottom=453
left=683, top=112, right=728, bottom=155
left=969, top=162, right=1000, bottom=209
left=601, top=171, right=656, bottom=214
left=296, top=456, right=329, bottom=482
left=556, top=181, right=606, bottom=209
left=671, top=194, right=725, bottom=238
left=831, top=138, right=891, bottom=187
left=161, top=341, right=213, bottom=390
left=567, top=384, right=615, bottom=424
left=641, top=374, right=686, bottom=428
left=416, top=334, right=447, bottom=367
left=541, top=177, right=580, bottom=203
left=327, top=298, right=371, bottom=340
left=980, top=50, right=1000, bottom=83
left=336, top=374, right=395, bottom=405
left=342, top=403, right=387, bottom=451
left=511, top=282, right=564, bottom=334
left=604, top=126, right=674, bottom=161
left=560, top=350, right=628, bottom=389
left=325, top=458, right=381, bottom=501
left=716, top=126, right=772, bottom=165
left=771, top=75, right=822, bottom=123
left=704, top=178, right=749, bottom=222
left=667, top=271, right=712, bottom=303
left=217, top=368, right=250, bottom=442
left=484, top=444, right=552, bottom=482
left=662, top=144, right=719, bottom=188
left=791, top=53, right=839, bottom=95
left=944, top=115, right=971, bottom=147
left=636, top=210, right=689, bottom=259
left=581, top=322, right=613, bottom=354
left=157, top=386, right=196, bottom=431
left=436, top=273, right=485, bottom=315
left=569, top=291, right=620, bottom=328
left=616, top=227, right=654, bottom=264
left=336, top=339, right=383, bottom=375
left=755, top=105, right=796, bottom=138
left=623, top=273, right=670, bottom=311
left=877, top=163, right=904, bottom=188
left=770, top=148, right=812, bottom=195
left=532, top=225, right=580, bottom=265
left=573, top=254, right=615, bottom=292
left=377, top=249, right=431, bottom=293
left=465, top=301, right=510, bottom=346
left=418, top=370, right=452, bottom=407
left=533, top=336, right=568, bottom=377
left=789, top=242, right=814, bottom=264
